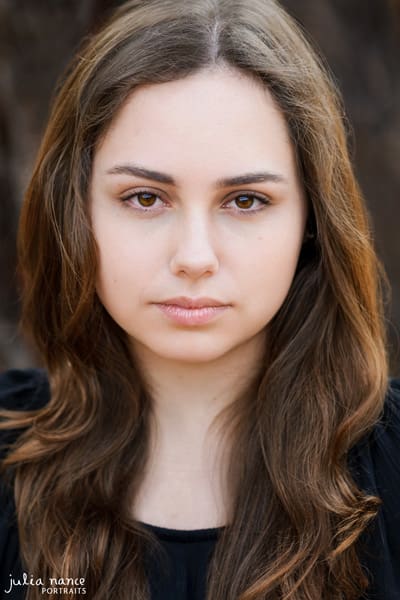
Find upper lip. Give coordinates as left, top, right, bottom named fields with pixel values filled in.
left=156, top=296, right=229, bottom=308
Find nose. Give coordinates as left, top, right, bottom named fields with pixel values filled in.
left=169, top=212, right=219, bottom=279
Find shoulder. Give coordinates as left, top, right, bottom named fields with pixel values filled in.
left=0, top=370, right=49, bottom=584
left=372, top=377, right=400, bottom=460
left=348, top=377, right=400, bottom=485
left=0, top=368, right=50, bottom=411
left=347, top=379, right=400, bottom=592
left=0, top=368, right=50, bottom=514
left=348, top=377, right=400, bottom=527
left=0, top=368, right=50, bottom=460
left=369, top=377, right=400, bottom=496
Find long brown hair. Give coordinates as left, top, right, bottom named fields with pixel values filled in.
left=0, top=0, right=391, bottom=598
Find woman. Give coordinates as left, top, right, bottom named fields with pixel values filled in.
left=1, top=0, right=399, bottom=598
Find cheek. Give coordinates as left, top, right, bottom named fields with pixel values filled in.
left=94, top=221, right=158, bottom=306
left=240, top=231, right=302, bottom=310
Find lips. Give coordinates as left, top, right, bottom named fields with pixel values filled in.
left=153, top=296, right=230, bottom=325
left=157, top=296, right=229, bottom=308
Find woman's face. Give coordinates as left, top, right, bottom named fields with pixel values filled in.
left=90, top=66, right=307, bottom=364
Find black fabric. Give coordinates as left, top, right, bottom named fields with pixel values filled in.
left=1, top=369, right=399, bottom=599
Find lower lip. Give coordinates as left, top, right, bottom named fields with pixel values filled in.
left=155, top=304, right=229, bottom=325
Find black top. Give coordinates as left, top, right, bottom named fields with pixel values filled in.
left=0, top=369, right=399, bottom=600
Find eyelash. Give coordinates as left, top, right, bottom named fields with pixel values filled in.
left=119, top=188, right=271, bottom=215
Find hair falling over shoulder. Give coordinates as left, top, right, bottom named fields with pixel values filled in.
left=0, top=0, right=391, bottom=598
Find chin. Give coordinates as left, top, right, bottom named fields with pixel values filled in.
left=157, top=346, right=230, bottom=364
left=132, top=334, right=234, bottom=364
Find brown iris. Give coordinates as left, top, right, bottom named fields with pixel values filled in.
left=137, top=192, right=157, bottom=207
left=235, top=194, right=255, bottom=209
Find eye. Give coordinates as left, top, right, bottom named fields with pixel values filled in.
left=224, top=192, right=271, bottom=213
left=119, top=189, right=271, bottom=214
left=120, top=190, right=164, bottom=210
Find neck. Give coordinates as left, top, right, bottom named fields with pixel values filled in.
left=131, top=332, right=266, bottom=471
left=130, top=332, right=266, bottom=528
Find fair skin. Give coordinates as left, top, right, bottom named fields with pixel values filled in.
left=89, top=65, right=307, bottom=529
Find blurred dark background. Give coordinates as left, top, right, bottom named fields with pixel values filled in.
left=0, top=0, right=399, bottom=375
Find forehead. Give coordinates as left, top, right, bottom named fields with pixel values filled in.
left=94, top=66, right=298, bottom=183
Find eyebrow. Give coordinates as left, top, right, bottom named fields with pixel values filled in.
left=106, top=163, right=288, bottom=187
